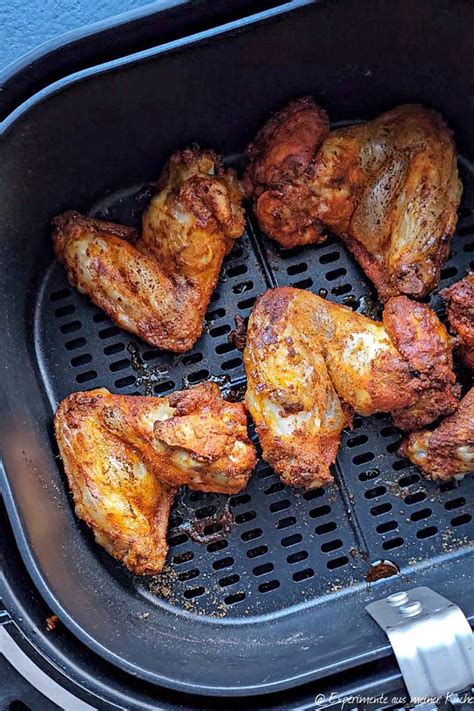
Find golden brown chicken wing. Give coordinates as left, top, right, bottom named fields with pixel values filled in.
left=53, top=149, right=245, bottom=352
left=399, top=387, right=474, bottom=481
left=440, top=273, right=474, bottom=369
left=55, top=384, right=257, bottom=574
left=244, top=287, right=459, bottom=488
left=98, top=382, right=257, bottom=494
left=55, top=389, right=175, bottom=575
left=245, top=99, right=462, bottom=300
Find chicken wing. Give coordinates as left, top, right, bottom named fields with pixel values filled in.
left=399, top=388, right=474, bottom=481
left=53, top=149, right=245, bottom=352
left=244, top=287, right=459, bottom=488
left=54, top=389, right=175, bottom=575
left=55, top=384, right=256, bottom=574
left=440, top=273, right=474, bottom=369
left=245, top=99, right=462, bottom=300
left=98, top=382, right=257, bottom=494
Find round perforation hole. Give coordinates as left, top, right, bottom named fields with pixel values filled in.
left=281, top=533, right=302, bottom=548
left=303, top=488, right=324, bottom=501
left=247, top=545, right=268, bottom=559
left=65, top=337, right=86, bottom=350
left=315, top=521, right=337, bottom=535
left=293, top=568, right=314, bottom=582
left=206, top=540, right=227, bottom=555
left=416, top=527, right=438, bottom=540
left=241, top=528, right=262, bottom=542
left=321, top=539, right=342, bottom=553
left=71, top=354, right=92, bottom=368
left=276, top=516, right=297, bottom=529
left=184, top=586, right=205, bottom=600
left=371, top=503, right=392, bottom=516
left=287, top=550, right=308, bottom=564
left=76, top=370, right=97, bottom=384
left=365, top=486, right=386, bottom=500
left=309, top=505, right=331, bottom=519
left=173, top=551, right=194, bottom=565
left=60, top=320, right=81, bottom=334
left=252, top=562, right=274, bottom=577
left=55, top=304, right=75, bottom=317
left=292, top=277, right=313, bottom=289
left=405, top=492, right=426, bottom=506
left=347, top=434, right=368, bottom=448
left=410, top=508, right=432, bottom=522
left=221, top=357, right=242, bottom=371
left=237, top=296, right=256, bottom=310
left=327, top=556, right=349, bottom=570
left=399, top=474, right=419, bottom=488
left=353, top=452, right=375, bottom=466
left=50, top=287, right=71, bottom=301
left=376, top=520, right=398, bottom=535
left=326, top=267, right=347, bottom=281
left=258, top=580, right=280, bottom=594
left=219, top=574, right=240, bottom=588
left=235, top=510, right=256, bottom=524
left=104, top=342, right=124, bottom=355
left=451, top=513, right=472, bottom=527
left=115, top=375, right=136, bottom=388
left=265, top=482, right=285, bottom=496
left=224, top=592, right=246, bottom=605
left=383, top=537, right=404, bottom=550
left=319, top=250, right=340, bottom=264
left=444, top=497, right=466, bottom=510
left=269, top=499, right=291, bottom=513
left=212, top=557, right=234, bottom=571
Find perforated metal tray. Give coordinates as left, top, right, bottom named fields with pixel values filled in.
left=1, top=0, right=474, bottom=696
left=37, top=158, right=474, bottom=617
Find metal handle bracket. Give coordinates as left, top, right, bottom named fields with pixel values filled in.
left=366, top=586, right=474, bottom=701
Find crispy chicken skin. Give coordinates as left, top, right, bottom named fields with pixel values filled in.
left=55, top=384, right=256, bottom=574
left=98, top=383, right=257, bottom=494
left=54, top=389, right=175, bottom=575
left=440, top=273, right=474, bottom=369
left=399, top=388, right=474, bottom=481
left=53, top=149, right=245, bottom=352
left=244, top=287, right=459, bottom=488
left=245, top=99, right=462, bottom=300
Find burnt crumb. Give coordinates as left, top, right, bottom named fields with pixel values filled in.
left=365, top=559, right=399, bottom=583
left=228, top=315, right=247, bottom=351
left=222, top=382, right=246, bottom=403
left=46, top=615, right=59, bottom=632
left=127, top=342, right=169, bottom=396
left=350, top=547, right=370, bottom=561
left=342, top=294, right=359, bottom=310
left=409, top=368, right=421, bottom=379
left=134, top=611, right=150, bottom=620
left=172, top=491, right=233, bottom=545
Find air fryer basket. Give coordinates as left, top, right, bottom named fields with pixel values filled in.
left=0, top=0, right=473, bottom=697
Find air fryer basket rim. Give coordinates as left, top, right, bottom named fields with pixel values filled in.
left=0, top=0, right=473, bottom=697
left=0, top=0, right=302, bottom=122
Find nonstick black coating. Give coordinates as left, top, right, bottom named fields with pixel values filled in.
left=0, top=0, right=473, bottom=695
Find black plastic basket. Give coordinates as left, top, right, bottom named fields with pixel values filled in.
left=0, top=0, right=473, bottom=702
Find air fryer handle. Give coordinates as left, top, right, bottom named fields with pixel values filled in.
left=366, top=587, right=474, bottom=703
